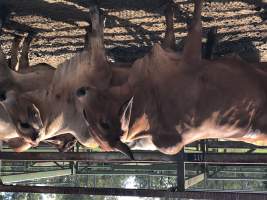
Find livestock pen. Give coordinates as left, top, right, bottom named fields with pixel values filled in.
left=0, top=0, right=267, bottom=199
left=2, top=142, right=267, bottom=199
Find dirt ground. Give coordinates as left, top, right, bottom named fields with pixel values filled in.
left=0, top=0, right=266, bottom=67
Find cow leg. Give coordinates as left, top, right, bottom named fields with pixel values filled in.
left=0, top=42, right=10, bottom=75
left=44, top=139, right=77, bottom=152
left=18, top=31, right=36, bottom=70
left=49, top=134, right=77, bottom=152
left=162, top=1, right=176, bottom=50
left=0, top=4, right=11, bottom=30
left=204, top=27, right=217, bottom=60
left=182, top=0, right=202, bottom=65
left=9, top=34, right=23, bottom=70
left=60, top=140, right=77, bottom=152
left=84, top=22, right=92, bottom=49
left=87, top=6, right=106, bottom=60
left=84, top=6, right=111, bottom=89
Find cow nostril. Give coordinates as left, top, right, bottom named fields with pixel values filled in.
left=99, top=120, right=110, bottom=130
left=31, top=131, right=39, bottom=141
left=20, top=122, right=31, bottom=129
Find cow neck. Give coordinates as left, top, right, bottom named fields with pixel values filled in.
left=12, top=71, right=46, bottom=92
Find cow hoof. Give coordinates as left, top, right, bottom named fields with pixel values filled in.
left=167, top=186, right=181, bottom=192
left=27, top=30, right=38, bottom=40
left=62, top=140, right=77, bottom=152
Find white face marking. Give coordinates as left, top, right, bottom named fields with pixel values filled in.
left=120, top=96, right=134, bottom=132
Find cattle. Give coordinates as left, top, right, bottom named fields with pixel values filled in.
left=25, top=3, right=184, bottom=158
left=0, top=29, right=79, bottom=152
left=2, top=0, right=267, bottom=159
left=0, top=47, right=46, bottom=146
left=0, top=7, right=132, bottom=153
left=0, top=26, right=55, bottom=149
left=76, top=0, right=267, bottom=156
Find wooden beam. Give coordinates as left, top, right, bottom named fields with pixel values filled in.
left=185, top=173, right=204, bottom=189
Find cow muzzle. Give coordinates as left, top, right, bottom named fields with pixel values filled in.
left=82, top=109, right=134, bottom=160
left=17, top=121, right=41, bottom=146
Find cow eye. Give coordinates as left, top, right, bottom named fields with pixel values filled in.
left=0, top=91, right=6, bottom=101
left=76, top=87, right=88, bottom=97
left=99, top=119, right=110, bottom=130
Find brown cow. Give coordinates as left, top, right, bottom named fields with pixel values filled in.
left=35, top=4, right=179, bottom=157
left=0, top=28, right=55, bottom=148
left=76, top=0, right=267, bottom=156
left=1, top=32, right=78, bottom=152
left=0, top=8, right=132, bottom=153
left=4, top=0, right=267, bottom=159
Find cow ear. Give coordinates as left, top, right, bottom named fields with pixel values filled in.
left=120, top=96, right=134, bottom=132
left=29, top=103, right=43, bottom=128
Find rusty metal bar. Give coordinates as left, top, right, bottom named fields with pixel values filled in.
left=0, top=152, right=176, bottom=163
left=176, top=149, right=185, bottom=191
left=185, top=153, right=267, bottom=164
left=1, top=152, right=267, bottom=165
left=0, top=185, right=267, bottom=199
left=204, top=141, right=267, bottom=149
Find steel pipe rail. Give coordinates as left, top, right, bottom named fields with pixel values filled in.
left=1, top=152, right=267, bottom=164
left=0, top=185, right=267, bottom=199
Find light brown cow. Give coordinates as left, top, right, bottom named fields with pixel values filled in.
left=0, top=30, right=55, bottom=148
left=0, top=7, right=133, bottom=154
left=1, top=32, right=79, bottom=152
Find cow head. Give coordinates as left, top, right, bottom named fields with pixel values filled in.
left=75, top=82, right=134, bottom=159
left=69, top=6, right=133, bottom=159
left=0, top=45, right=41, bottom=144
left=0, top=90, right=43, bottom=145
